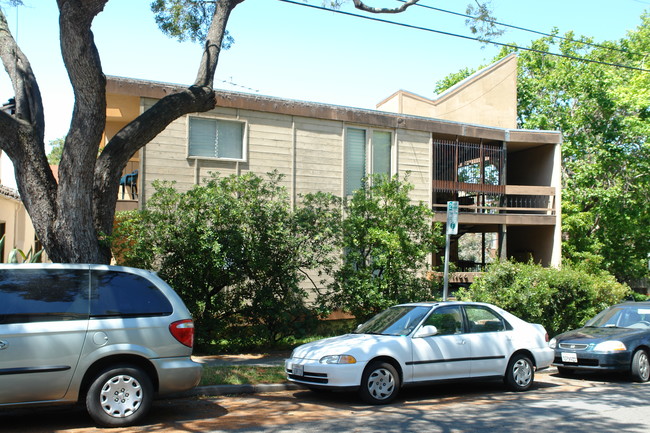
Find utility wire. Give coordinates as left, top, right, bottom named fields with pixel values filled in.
left=401, top=0, right=648, bottom=58
left=277, top=0, right=650, bottom=73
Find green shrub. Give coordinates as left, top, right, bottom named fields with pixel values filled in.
left=456, top=260, right=631, bottom=336
left=324, top=174, right=444, bottom=321
left=112, top=172, right=337, bottom=347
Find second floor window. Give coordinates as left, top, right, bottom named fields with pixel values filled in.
left=188, top=116, right=245, bottom=160
left=345, top=127, right=392, bottom=195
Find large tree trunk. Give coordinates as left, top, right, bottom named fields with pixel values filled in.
left=0, top=0, right=242, bottom=264
left=0, top=0, right=416, bottom=264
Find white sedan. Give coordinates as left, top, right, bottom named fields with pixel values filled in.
left=286, top=301, right=554, bottom=404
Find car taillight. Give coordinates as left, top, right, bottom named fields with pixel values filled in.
left=545, top=332, right=550, bottom=342
left=170, top=319, right=195, bottom=348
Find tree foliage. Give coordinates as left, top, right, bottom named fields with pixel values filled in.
left=112, top=172, right=341, bottom=346
left=456, top=260, right=631, bottom=336
left=46, top=137, right=64, bottom=165
left=324, top=174, right=444, bottom=321
left=436, top=17, right=650, bottom=283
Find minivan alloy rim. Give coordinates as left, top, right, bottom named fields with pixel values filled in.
left=512, top=359, right=532, bottom=386
left=99, top=374, right=143, bottom=418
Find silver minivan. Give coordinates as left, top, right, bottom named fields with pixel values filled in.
left=0, top=264, right=201, bottom=427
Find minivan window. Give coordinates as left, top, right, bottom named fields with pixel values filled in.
left=90, top=271, right=173, bottom=318
left=0, top=269, right=89, bottom=324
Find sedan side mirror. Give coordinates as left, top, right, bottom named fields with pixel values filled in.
left=414, top=325, right=438, bottom=338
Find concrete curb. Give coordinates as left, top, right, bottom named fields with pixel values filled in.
left=167, top=383, right=305, bottom=399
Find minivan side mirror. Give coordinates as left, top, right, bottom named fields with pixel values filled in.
left=414, top=325, right=438, bottom=338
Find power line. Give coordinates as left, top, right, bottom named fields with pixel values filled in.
left=402, top=0, right=648, bottom=58
left=277, top=0, right=650, bottom=73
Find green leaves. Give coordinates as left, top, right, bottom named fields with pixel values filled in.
left=326, top=174, right=444, bottom=321
left=150, top=0, right=234, bottom=47
left=0, top=235, right=43, bottom=264
left=456, top=260, right=631, bottom=336
left=112, top=172, right=339, bottom=346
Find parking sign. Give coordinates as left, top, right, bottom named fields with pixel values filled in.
left=446, top=201, right=459, bottom=235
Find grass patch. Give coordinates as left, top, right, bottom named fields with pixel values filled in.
left=200, top=366, right=287, bottom=386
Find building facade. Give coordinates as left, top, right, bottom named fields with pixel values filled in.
left=106, top=60, right=562, bottom=282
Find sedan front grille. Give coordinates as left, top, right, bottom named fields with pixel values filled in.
left=558, top=343, right=589, bottom=350
left=287, top=369, right=329, bottom=384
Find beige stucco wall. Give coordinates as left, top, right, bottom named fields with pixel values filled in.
left=377, top=54, right=518, bottom=129
left=0, top=194, right=38, bottom=263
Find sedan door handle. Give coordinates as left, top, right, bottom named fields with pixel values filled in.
left=456, top=339, right=466, bottom=345
left=0, top=340, right=7, bottom=350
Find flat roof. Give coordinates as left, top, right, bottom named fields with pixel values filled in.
left=106, top=75, right=562, bottom=146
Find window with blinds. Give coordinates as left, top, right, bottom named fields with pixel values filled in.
left=345, top=127, right=392, bottom=196
left=188, top=117, right=245, bottom=160
left=345, top=128, right=366, bottom=196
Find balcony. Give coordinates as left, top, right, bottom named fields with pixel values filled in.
left=432, top=183, right=557, bottom=218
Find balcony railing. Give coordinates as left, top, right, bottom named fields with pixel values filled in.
left=432, top=183, right=556, bottom=216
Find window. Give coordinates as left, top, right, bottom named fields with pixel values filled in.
left=0, top=269, right=89, bottom=324
left=344, top=128, right=392, bottom=195
left=464, top=306, right=510, bottom=333
left=188, top=116, right=245, bottom=160
left=423, top=306, right=463, bottom=335
left=90, top=271, right=173, bottom=318
left=372, top=130, right=391, bottom=176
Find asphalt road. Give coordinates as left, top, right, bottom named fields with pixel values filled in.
left=2, top=370, right=648, bottom=433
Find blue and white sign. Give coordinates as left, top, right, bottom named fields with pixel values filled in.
left=446, top=201, right=459, bottom=235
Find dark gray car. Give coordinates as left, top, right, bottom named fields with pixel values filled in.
left=550, top=301, right=650, bottom=382
left=0, top=264, right=201, bottom=427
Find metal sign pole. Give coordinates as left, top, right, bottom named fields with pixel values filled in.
left=443, top=233, right=451, bottom=301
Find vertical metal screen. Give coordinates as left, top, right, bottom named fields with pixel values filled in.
left=432, top=139, right=505, bottom=195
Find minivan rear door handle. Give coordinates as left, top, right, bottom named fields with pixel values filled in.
left=0, top=340, right=7, bottom=350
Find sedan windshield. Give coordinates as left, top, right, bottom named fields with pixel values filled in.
left=586, top=305, right=650, bottom=329
left=354, top=306, right=431, bottom=336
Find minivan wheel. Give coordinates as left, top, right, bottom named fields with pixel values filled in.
left=504, top=353, right=534, bottom=391
left=86, top=365, right=153, bottom=427
left=358, top=361, right=400, bottom=404
left=631, top=349, right=650, bottom=382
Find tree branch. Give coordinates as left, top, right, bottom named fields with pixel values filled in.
left=93, top=85, right=217, bottom=238
left=194, top=0, right=244, bottom=87
left=352, top=0, right=420, bottom=14
left=0, top=7, right=45, bottom=142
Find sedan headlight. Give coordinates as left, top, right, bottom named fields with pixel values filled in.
left=319, top=355, right=357, bottom=364
left=593, top=340, right=627, bottom=352
left=549, top=338, right=557, bottom=349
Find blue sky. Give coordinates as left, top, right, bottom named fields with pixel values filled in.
left=0, top=0, right=648, bottom=148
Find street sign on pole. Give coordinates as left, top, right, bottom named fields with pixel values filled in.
left=446, top=201, right=459, bottom=235
left=443, top=201, right=459, bottom=301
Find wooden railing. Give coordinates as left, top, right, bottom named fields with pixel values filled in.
left=432, top=184, right=556, bottom=215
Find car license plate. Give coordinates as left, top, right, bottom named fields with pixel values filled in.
left=561, top=352, right=578, bottom=363
left=293, top=363, right=304, bottom=376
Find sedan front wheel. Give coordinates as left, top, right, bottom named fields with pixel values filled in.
left=359, top=361, right=400, bottom=404
left=631, top=348, right=650, bottom=382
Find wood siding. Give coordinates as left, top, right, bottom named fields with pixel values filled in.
left=397, top=129, right=431, bottom=204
